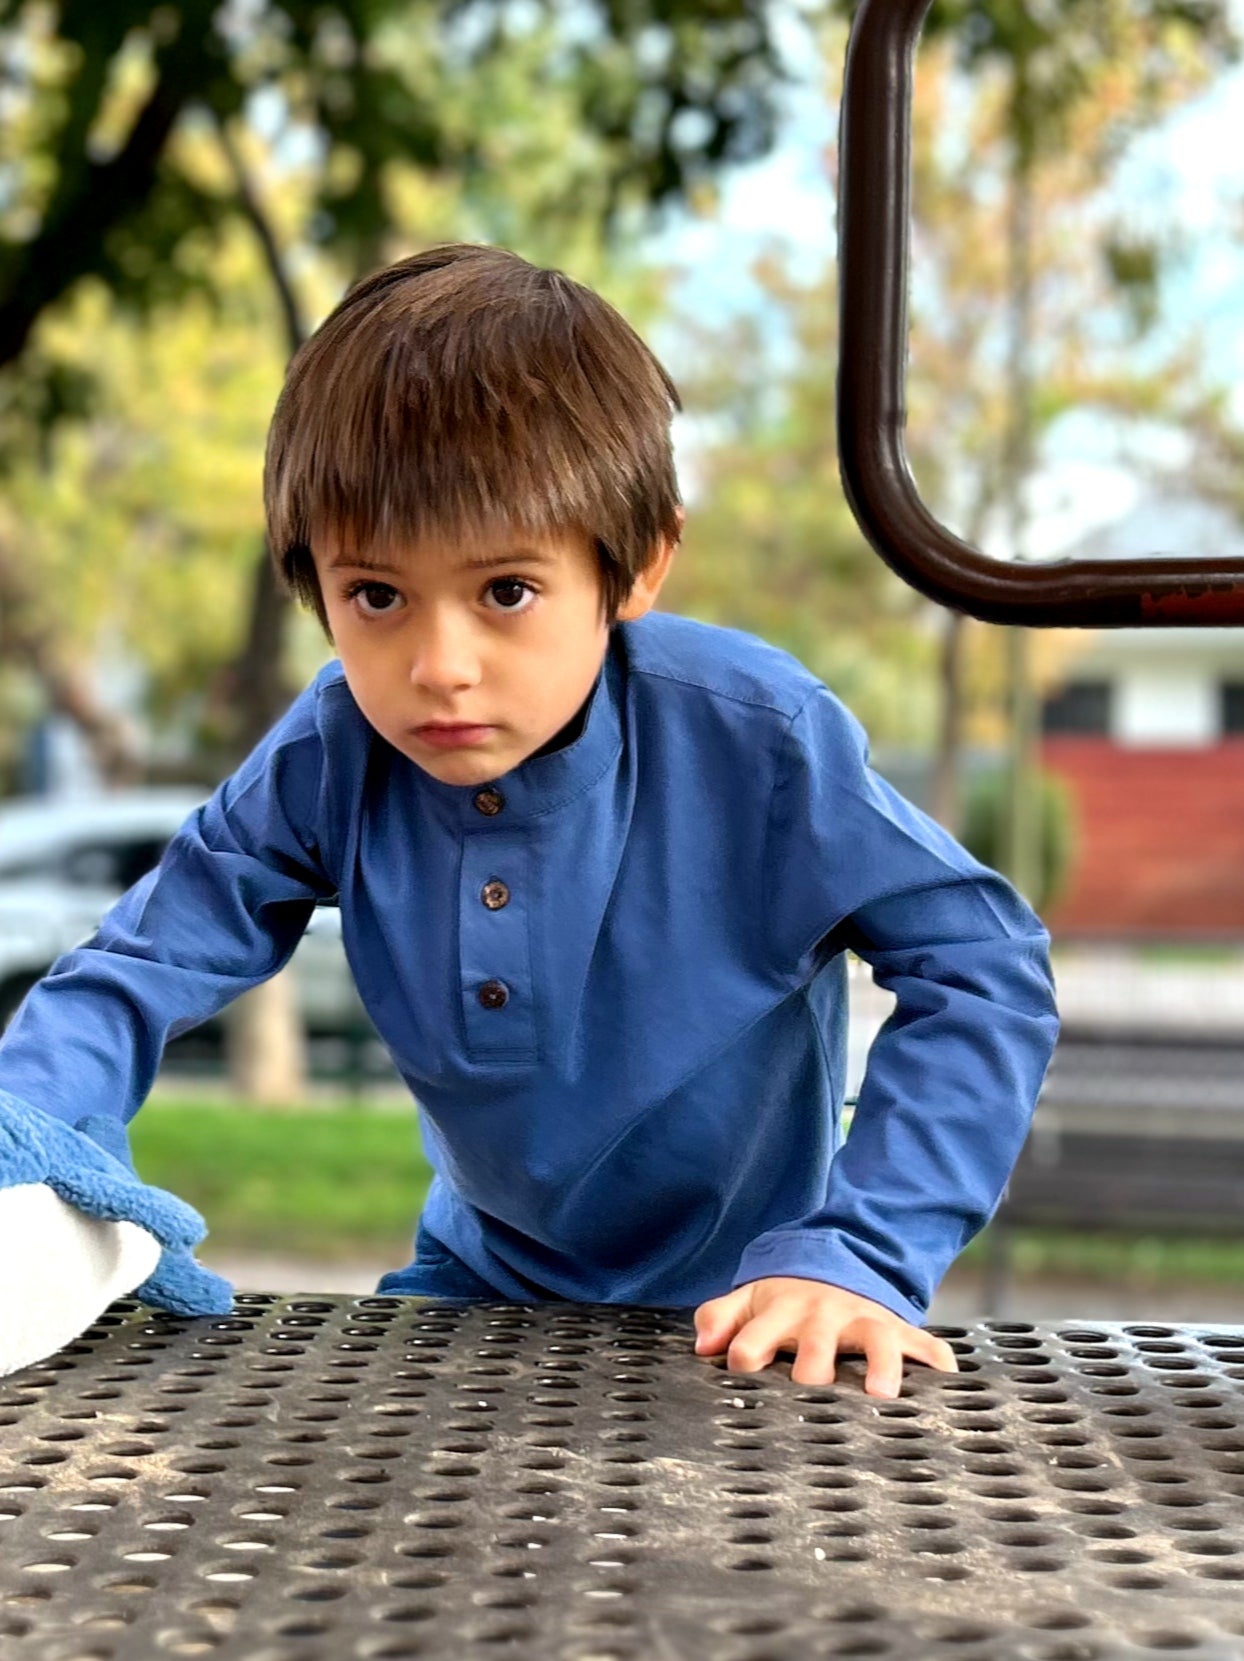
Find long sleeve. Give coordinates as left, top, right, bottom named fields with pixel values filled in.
left=0, top=680, right=338, bottom=1314
left=734, top=687, right=1059, bottom=1322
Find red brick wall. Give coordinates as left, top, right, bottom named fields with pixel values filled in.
left=1041, top=738, right=1244, bottom=936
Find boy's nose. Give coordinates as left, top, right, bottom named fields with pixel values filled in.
left=408, top=615, right=482, bottom=694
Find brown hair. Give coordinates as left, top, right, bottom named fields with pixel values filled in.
left=264, top=243, right=682, bottom=631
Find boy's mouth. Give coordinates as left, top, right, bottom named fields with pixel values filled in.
left=412, top=722, right=496, bottom=750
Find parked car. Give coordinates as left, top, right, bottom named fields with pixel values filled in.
left=0, top=791, right=366, bottom=1038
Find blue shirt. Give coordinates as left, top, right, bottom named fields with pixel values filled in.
left=0, top=614, right=1058, bottom=1320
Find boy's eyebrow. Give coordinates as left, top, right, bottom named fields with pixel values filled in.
left=326, top=552, right=402, bottom=573
left=326, top=548, right=556, bottom=573
left=456, top=549, right=555, bottom=571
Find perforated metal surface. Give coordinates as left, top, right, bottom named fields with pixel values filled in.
left=4, top=1301, right=1244, bottom=1659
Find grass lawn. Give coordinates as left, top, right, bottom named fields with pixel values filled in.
left=133, top=1092, right=432, bottom=1259
left=135, top=1091, right=1244, bottom=1289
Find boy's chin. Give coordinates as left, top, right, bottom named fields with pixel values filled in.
left=405, top=741, right=533, bottom=788
left=411, top=754, right=505, bottom=787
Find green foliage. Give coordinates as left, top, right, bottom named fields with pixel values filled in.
left=0, top=347, right=96, bottom=464
left=668, top=256, right=939, bottom=747
left=0, top=256, right=286, bottom=752
left=960, top=766, right=1075, bottom=911
left=1102, top=235, right=1161, bottom=337
left=0, top=0, right=787, bottom=371
left=925, top=0, right=1238, bottom=165
left=0, top=0, right=796, bottom=767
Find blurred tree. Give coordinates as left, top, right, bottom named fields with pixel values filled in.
left=919, top=0, right=1237, bottom=889
left=907, top=21, right=1234, bottom=838
left=669, top=9, right=1238, bottom=771
left=961, top=765, right=1075, bottom=913
left=0, top=254, right=284, bottom=771
left=0, top=0, right=788, bottom=764
left=668, top=250, right=938, bottom=747
left=0, top=0, right=784, bottom=367
left=0, top=0, right=790, bottom=1101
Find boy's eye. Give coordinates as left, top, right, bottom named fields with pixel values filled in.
left=485, top=577, right=537, bottom=613
left=349, top=581, right=403, bottom=616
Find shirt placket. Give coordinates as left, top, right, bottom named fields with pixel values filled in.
left=459, top=796, right=537, bottom=1059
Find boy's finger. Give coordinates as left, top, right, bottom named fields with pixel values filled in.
left=912, top=1330, right=959, bottom=1374
left=724, top=1309, right=797, bottom=1374
left=789, top=1333, right=840, bottom=1387
left=859, top=1326, right=905, bottom=1398
left=693, top=1289, right=751, bottom=1355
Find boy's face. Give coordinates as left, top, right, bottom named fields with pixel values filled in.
left=313, top=524, right=673, bottom=787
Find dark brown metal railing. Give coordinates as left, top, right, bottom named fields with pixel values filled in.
left=837, top=0, right=1244, bottom=626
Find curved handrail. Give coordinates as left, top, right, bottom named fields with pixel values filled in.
left=836, top=0, right=1244, bottom=626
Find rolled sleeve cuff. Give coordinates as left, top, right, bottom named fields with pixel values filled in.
left=733, top=1232, right=929, bottom=1326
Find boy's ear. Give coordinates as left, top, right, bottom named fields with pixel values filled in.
left=615, top=510, right=683, bottom=623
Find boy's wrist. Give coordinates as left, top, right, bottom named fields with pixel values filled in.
left=733, top=1234, right=928, bottom=1327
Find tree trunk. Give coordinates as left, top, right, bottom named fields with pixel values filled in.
left=0, top=4, right=221, bottom=373
left=214, top=119, right=310, bottom=1102
left=208, top=115, right=308, bottom=761
left=931, top=609, right=966, bottom=834
left=225, top=970, right=306, bottom=1105
left=0, top=542, right=143, bottom=786
left=1002, top=70, right=1040, bottom=903
left=208, top=539, right=298, bottom=759
left=214, top=547, right=307, bottom=1100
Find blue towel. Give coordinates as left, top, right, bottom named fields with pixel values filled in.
left=0, top=1089, right=233, bottom=1316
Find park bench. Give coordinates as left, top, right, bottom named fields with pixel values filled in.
left=1000, top=1026, right=1244, bottom=1233
left=984, top=1026, right=1244, bottom=1312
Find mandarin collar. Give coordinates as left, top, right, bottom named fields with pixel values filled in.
left=414, top=632, right=624, bottom=827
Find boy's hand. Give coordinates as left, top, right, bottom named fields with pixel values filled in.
left=693, top=1276, right=958, bottom=1397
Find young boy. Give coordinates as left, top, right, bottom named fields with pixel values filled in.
left=0, top=244, right=1058, bottom=1395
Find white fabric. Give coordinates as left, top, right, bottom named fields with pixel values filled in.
left=0, top=1182, right=162, bottom=1377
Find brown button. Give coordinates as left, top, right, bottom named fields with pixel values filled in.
left=473, top=787, right=505, bottom=817
left=477, top=979, right=509, bottom=1010
left=481, top=880, right=510, bottom=911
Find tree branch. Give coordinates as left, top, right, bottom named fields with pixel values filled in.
left=0, top=3, right=222, bottom=369
left=0, top=540, right=142, bottom=785
left=211, top=111, right=307, bottom=359
left=206, top=111, right=308, bottom=762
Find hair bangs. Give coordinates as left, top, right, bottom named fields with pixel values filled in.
left=265, top=244, right=682, bottom=630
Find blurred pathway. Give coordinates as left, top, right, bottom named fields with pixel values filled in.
left=931, top=1264, right=1244, bottom=1328
left=201, top=1251, right=384, bottom=1296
